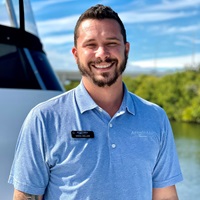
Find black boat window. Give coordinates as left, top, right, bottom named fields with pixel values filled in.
left=0, top=43, right=41, bottom=89
left=0, top=25, right=63, bottom=91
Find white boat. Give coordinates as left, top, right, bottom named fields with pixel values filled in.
left=0, top=0, right=64, bottom=198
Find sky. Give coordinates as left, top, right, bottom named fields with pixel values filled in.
left=29, top=0, right=200, bottom=73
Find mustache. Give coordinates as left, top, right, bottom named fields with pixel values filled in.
left=90, top=57, right=117, bottom=65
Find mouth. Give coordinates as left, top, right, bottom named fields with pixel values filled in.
left=91, top=61, right=115, bottom=70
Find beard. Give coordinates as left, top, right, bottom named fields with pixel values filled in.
left=77, top=51, right=128, bottom=87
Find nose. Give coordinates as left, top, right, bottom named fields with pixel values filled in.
left=95, top=46, right=110, bottom=60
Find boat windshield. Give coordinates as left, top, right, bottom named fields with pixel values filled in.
left=0, top=0, right=38, bottom=36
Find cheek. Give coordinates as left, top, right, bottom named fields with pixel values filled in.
left=77, top=52, right=92, bottom=66
left=113, top=46, right=125, bottom=56
left=80, top=50, right=94, bottom=62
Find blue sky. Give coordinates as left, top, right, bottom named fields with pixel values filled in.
left=30, top=0, right=200, bottom=73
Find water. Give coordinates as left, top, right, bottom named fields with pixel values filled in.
left=171, top=121, right=200, bottom=200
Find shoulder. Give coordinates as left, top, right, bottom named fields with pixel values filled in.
left=127, top=91, right=169, bottom=127
left=129, top=91, right=164, bottom=113
left=31, top=88, right=76, bottom=114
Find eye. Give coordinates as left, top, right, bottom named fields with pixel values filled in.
left=107, top=42, right=118, bottom=47
left=85, top=43, right=96, bottom=48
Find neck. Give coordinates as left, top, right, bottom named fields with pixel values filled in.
left=82, top=77, right=124, bottom=117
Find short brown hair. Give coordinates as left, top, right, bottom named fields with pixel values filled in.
left=74, top=4, right=127, bottom=46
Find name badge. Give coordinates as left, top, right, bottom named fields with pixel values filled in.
left=71, top=131, right=94, bottom=138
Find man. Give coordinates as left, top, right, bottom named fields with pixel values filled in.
left=9, top=4, right=183, bottom=200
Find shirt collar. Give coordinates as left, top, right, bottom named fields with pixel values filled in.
left=75, top=81, right=136, bottom=115
left=75, top=81, right=98, bottom=114
left=120, top=83, right=136, bottom=115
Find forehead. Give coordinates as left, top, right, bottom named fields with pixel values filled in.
left=77, top=19, right=122, bottom=41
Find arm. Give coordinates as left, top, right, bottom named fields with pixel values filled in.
left=13, top=189, right=43, bottom=200
left=153, top=185, right=179, bottom=200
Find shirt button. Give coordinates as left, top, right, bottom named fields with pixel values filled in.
left=111, top=144, right=116, bottom=149
left=109, top=124, right=113, bottom=128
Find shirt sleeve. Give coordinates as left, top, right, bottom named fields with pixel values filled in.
left=8, top=108, right=49, bottom=195
left=152, top=112, right=183, bottom=188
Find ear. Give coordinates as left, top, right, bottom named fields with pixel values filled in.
left=72, top=47, right=78, bottom=63
left=125, top=42, right=130, bottom=57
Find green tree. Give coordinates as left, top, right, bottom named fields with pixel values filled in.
left=123, top=67, right=200, bottom=124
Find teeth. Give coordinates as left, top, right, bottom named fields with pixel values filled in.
left=95, top=64, right=111, bottom=69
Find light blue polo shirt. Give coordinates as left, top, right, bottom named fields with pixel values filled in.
left=8, top=81, right=183, bottom=200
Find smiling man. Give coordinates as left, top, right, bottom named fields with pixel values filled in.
left=9, top=4, right=183, bottom=200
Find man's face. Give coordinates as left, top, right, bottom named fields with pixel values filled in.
left=72, top=19, right=130, bottom=87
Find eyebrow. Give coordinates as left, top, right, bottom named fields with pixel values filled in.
left=84, top=39, right=95, bottom=43
left=84, top=37, right=121, bottom=43
left=106, top=37, right=121, bottom=41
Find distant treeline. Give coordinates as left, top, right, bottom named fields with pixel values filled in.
left=64, top=65, right=200, bottom=124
